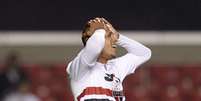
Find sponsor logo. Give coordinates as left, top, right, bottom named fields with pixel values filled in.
left=104, top=73, right=120, bottom=83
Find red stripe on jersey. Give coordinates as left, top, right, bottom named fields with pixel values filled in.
left=77, top=87, right=113, bottom=101
left=115, top=97, right=119, bottom=101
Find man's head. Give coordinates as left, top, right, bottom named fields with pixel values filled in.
left=82, top=18, right=106, bottom=46
left=82, top=22, right=90, bottom=46
left=82, top=17, right=119, bottom=62
left=99, top=30, right=119, bottom=60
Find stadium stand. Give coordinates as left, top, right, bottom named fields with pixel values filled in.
left=1, top=63, right=200, bottom=101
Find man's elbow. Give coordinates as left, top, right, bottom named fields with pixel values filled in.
left=145, top=48, right=152, bottom=61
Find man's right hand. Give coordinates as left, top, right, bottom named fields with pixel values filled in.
left=101, top=18, right=119, bottom=39
left=84, top=17, right=106, bottom=37
left=86, top=17, right=119, bottom=37
left=82, top=17, right=119, bottom=45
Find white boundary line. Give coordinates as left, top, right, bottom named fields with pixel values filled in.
left=0, top=31, right=201, bottom=46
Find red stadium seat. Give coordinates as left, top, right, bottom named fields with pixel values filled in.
left=126, top=85, right=152, bottom=101
left=181, top=64, right=201, bottom=87
left=178, top=77, right=194, bottom=101
left=32, top=65, right=55, bottom=85
left=150, top=64, right=181, bottom=86
left=159, top=85, right=182, bottom=101
left=53, top=64, right=68, bottom=78
left=124, top=67, right=149, bottom=88
left=148, top=80, right=162, bottom=101
left=33, top=85, right=52, bottom=99
left=192, top=86, right=201, bottom=101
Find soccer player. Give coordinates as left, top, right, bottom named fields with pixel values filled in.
left=66, top=18, right=151, bottom=101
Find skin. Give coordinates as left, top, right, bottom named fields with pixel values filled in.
left=97, top=32, right=118, bottom=64
left=83, top=17, right=119, bottom=64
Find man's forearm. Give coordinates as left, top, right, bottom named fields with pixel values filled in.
left=117, top=34, right=151, bottom=58
left=81, top=29, right=106, bottom=65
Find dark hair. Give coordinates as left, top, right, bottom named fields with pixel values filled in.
left=82, top=23, right=90, bottom=46
left=82, top=23, right=90, bottom=34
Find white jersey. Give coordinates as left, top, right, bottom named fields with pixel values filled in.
left=66, top=29, right=151, bottom=101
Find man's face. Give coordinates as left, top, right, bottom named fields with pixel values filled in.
left=101, top=32, right=119, bottom=59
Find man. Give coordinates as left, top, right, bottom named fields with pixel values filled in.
left=66, top=17, right=151, bottom=101
left=3, top=80, right=41, bottom=101
left=0, top=51, right=27, bottom=100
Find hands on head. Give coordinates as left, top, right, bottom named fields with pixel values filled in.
left=82, top=17, right=119, bottom=46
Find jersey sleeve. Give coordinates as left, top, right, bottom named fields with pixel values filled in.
left=67, top=29, right=106, bottom=80
left=114, top=34, right=151, bottom=80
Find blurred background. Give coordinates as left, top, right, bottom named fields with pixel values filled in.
left=0, top=0, right=201, bottom=101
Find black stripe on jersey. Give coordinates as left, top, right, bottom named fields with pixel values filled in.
left=84, top=99, right=112, bottom=101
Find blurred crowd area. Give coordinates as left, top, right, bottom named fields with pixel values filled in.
left=0, top=51, right=201, bottom=101
left=0, top=51, right=72, bottom=101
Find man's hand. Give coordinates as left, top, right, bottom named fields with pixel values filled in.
left=100, top=18, right=119, bottom=39
left=82, top=17, right=119, bottom=46
left=83, top=17, right=106, bottom=37
left=83, top=17, right=118, bottom=37
left=82, top=17, right=107, bottom=46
